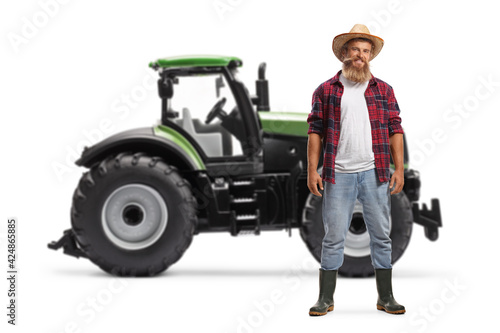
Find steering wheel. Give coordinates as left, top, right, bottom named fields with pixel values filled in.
left=205, top=97, right=227, bottom=124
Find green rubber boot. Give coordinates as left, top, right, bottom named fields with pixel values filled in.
left=309, top=269, right=337, bottom=316
left=375, top=269, right=406, bottom=314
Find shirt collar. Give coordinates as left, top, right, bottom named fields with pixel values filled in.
left=330, top=70, right=376, bottom=86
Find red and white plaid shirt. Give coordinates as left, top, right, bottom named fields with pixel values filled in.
left=307, top=70, right=404, bottom=185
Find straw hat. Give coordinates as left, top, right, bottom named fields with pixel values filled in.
left=332, top=24, right=384, bottom=61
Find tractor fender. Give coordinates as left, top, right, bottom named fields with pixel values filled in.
left=75, top=126, right=205, bottom=171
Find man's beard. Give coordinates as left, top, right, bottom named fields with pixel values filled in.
left=342, top=56, right=372, bottom=83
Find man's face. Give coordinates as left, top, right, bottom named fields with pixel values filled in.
left=341, top=39, right=373, bottom=83
left=344, top=40, right=372, bottom=67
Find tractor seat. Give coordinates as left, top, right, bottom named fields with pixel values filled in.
left=181, top=108, right=223, bottom=157
left=192, top=118, right=233, bottom=156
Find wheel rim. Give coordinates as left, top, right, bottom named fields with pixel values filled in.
left=101, top=184, right=168, bottom=250
left=344, top=200, right=392, bottom=257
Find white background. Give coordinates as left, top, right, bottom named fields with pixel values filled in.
left=1, top=0, right=499, bottom=332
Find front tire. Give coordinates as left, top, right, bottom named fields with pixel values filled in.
left=300, top=191, right=413, bottom=277
left=71, top=153, right=197, bottom=276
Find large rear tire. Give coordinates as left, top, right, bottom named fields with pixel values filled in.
left=71, top=153, right=197, bottom=276
left=300, top=190, right=413, bottom=277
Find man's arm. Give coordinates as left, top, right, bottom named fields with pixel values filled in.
left=387, top=85, right=404, bottom=136
left=307, top=133, right=323, bottom=196
left=386, top=84, right=404, bottom=195
left=389, top=133, right=404, bottom=195
left=306, top=84, right=325, bottom=196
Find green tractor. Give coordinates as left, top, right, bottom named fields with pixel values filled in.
left=49, top=55, right=442, bottom=277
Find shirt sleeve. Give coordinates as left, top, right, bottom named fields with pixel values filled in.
left=307, top=85, right=324, bottom=136
left=387, top=85, right=404, bottom=136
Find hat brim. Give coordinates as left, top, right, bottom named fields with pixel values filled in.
left=332, top=33, right=384, bottom=62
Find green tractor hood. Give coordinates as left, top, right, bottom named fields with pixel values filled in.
left=258, top=111, right=310, bottom=137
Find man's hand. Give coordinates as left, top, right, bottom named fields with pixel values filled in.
left=308, top=171, right=324, bottom=196
left=389, top=169, right=404, bottom=195
left=307, top=133, right=324, bottom=196
left=389, top=133, right=404, bottom=195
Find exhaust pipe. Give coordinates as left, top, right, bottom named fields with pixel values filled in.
left=255, top=62, right=270, bottom=111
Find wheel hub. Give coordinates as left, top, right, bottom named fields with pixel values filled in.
left=122, top=204, right=145, bottom=226
left=101, top=184, right=168, bottom=250
left=349, top=213, right=367, bottom=235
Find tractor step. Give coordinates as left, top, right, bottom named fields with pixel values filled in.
left=230, top=193, right=258, bottom=214
left=231, top=179, right=254, bottom=186
left=231, top=197, right=256, bottom=203
left=237, top=229, right=258, bottom=236
left=230, top=209, right=261, bottom=236
left=235, top=214, right=258, bottom=220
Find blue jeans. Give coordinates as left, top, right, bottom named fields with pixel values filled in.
left=321, top=168, right=392, bottom=270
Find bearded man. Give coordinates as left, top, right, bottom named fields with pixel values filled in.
left=306, top=24, right=406, bottom=316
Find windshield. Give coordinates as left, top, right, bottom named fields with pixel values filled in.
left=170, top=73, right=244, bottom=157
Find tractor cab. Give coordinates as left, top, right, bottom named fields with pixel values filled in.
left=150, top=55, right=269, bottom=176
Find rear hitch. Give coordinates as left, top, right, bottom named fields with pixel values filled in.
left=412, top=199, right=442, bottom=241
left=48, top=229, right=88, bottom=259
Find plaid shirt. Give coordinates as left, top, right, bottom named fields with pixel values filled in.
left=307, top=70, right=404, bottom=185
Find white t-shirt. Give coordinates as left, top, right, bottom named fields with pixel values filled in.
left=335, top=73, right=375, bottom=173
